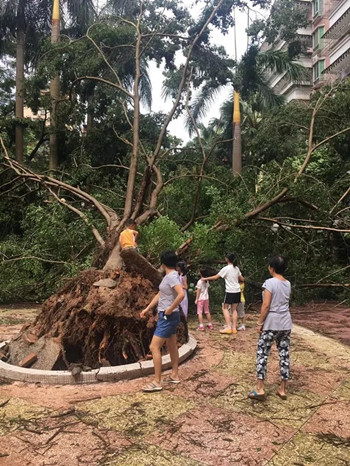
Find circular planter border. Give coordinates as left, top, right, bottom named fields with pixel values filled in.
left=0, top=335, right=197, bottom=385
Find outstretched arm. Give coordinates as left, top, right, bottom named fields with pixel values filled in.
left=203, top=274, right=221, bottom=281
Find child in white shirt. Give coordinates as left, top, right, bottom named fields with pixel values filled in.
left=195, top=269, right=213, bottom=331
left=204, top=253, right=244, bottom=335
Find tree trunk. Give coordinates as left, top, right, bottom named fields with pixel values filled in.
left=15, top=30, right=25, bottom=163
left=86, top=94, right=94, bottom=133
left=232, top=91, right=242, bottom=176
left=232, top=122, right=242, bottom=176
left=49, top=0, right=60, bottom=172
left=123, top=21, right=142, bottom=219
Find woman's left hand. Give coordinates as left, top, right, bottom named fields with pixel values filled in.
left=164, top=308, right=172, bottom=316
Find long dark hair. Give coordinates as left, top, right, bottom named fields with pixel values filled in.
left=225, top=253, right=238, bottom=267
left=176, top=260, right=187, bottom=275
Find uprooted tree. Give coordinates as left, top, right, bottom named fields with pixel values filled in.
left=1, top=0, right=350, bottom=370
left=0, top=0, right=246, bottom=369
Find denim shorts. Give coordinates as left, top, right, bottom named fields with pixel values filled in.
left=154, top=311, right=180, bottom=339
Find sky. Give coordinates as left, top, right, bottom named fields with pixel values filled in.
left=146, top=0, right=267, bottom=141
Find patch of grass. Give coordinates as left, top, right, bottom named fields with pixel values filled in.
left=213, top=350, right=255, bottom=379
left=332, top=378, right=350, bottom=401
left=0, top=397, right=48, bottom=436
left=317, top=432, right=350, bottom=448
left=270, top=432, right=350, bottom=465
left=0, top=317, right=24, bottom=325
left=210, top=382, right=323, bottom=429
left=105, top=444, right=203, bottom=465
left=79, top=392, right=194, bottom=438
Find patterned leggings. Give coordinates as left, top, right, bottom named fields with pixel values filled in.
left=256, top=330, right=291, bottom=381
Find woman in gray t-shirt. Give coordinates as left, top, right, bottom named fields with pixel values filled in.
left=140, top=250, right=184, bottom=393
left=248, top=256, right=292, bottom=401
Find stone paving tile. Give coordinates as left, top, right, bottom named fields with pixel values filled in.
left=302, top=398, right=350, bottom=438
left=145, top=405, right=295, bottom=466
left=78, top=392, right=194, bottom=438
left=268, top=431, right=350, bottom=466
left=291, top=365, right=344, bottom=397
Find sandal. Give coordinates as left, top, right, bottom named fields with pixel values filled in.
left=248, top=390, right=266, bottom=401
left=163, top=376, right=181, bottom=384
left=276, top=391, right=287, bottom=400
left=142, top=382, right=163, bottom=392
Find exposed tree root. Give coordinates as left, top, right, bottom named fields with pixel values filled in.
left=5, top=267, right=188, bottom=370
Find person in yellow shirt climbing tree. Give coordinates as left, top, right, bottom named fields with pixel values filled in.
left=119, top=219, right=139, bottom=250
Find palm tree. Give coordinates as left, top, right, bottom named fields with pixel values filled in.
left=186, top=44, right=307, bottom=175
left=50, top=0, right=96, bottom=171
left=0, top=0, right=47, bottom=162
left=0, top=0, right=96, bottom=166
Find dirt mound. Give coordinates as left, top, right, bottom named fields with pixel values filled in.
left=3, top=268, right=188, bottom=370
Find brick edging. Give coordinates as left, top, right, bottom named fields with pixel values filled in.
left=0, top=335, right=197, bottom=385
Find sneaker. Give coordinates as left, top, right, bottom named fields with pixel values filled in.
left=196, top=325, right=205, bottom=332
left=220, top=327, right=233, bottom=334
left=207, top=323, right=213, bottom=330
left=238, top=325, right=246, bottom=331
left=232, top=329, right=238, bottom=334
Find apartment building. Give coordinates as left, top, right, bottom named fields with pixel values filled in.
left=320, top=0, right=350, bottom=81
left=261, top=0, right=313, bottom=102
left=263, top=0, right=350, bottom=101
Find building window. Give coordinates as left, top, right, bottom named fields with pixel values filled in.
left=313, top=0, right=323, bottom=17
left=313, top=59, right=325, bottom=82
left=312, top=26, right=325, bottom=50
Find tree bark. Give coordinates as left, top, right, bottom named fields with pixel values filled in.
left=15, top=29, right=25, bottom=163
left=49, top=0, right=60, bottom=172
left=123, top=18, right=142, bottom=219
left=232, top=122, right=242, bottom=176
left=232, top=91, right=241, bottom=176
left=86, top=94, right=94, bottom=132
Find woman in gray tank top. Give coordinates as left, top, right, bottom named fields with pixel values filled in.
left=248, top=256, right=292, bottom=401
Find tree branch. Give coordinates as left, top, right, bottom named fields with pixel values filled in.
left=69, top=76, right=133, bottom=101
left=1, top=137, right=118, bottom=231
left=330, top=186, right=350, bottom=214
left=257, top=216, right=350, bottom=234
left=47, top=189, right=105, bottom=247
left=149, top=0, right=226, bottom=167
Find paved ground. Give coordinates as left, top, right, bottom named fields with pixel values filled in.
left=0, top=304, right=350, bottom=465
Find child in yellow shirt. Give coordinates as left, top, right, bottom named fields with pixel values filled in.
left=119, top=219, right=139, bottom=250
left=237, top=283, right=247, bottom=331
